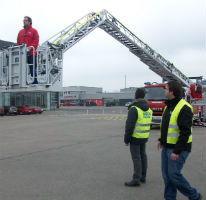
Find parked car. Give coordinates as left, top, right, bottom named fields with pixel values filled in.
left=125, top=101, right=132, bottom=107
left=0, top=107, right=4, bottom=116
left=4, top=106, right=17, bottom=115
left=105, top=102, right=115, bottom=107
left=17, top=105, right=33, bottom=114
left=26, top=105, right=43, bottom=114
left=85, top=102, right=97, bottom=106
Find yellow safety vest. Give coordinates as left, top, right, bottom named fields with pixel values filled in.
left=161, top=99, right=193, bottom=144
left=131, top=106, right=152, bottom=139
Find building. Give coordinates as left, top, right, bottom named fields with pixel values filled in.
left=60, top=86, right=135, bottom=106
left=120, top=87, right=137, bottom=93
left=0, top=91, right=59, bottom=110
left=60, top=86, right=103, bottom=106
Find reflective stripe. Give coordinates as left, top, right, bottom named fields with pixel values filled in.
left=167, top=133, right=180, bottom=137
left=161, top=99, right=193, bottom=144
left=131, top=106, right=152, bottom=139
left=136, top=123, right=151, bottom=126
left=134, top=130, right=150, bottom=134
left=168, top=125, right=178, bottom=128
left=54, top=10, right=104, bottom=45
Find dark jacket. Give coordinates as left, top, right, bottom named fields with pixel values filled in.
left=124, top=99, right=150, bottom=145
left=159, top=97, right=193, bottom=154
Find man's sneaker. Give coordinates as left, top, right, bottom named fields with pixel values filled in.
left=140, top=178, right=146, bottom=183
left=124, top=180, right=140, bottom=187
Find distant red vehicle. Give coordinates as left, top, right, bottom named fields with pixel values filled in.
left=17, top=105, right=33, bottom=114
left=0, top=107, right=4, bottom=116
left=26, top=105, right=43, bottom=114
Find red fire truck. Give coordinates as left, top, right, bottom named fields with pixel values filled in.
left=144, top=80, right=204, bottom=126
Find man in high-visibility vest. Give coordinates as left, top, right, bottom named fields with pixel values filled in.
left=157, top=81, right=202, bottom=200
left=124, top=88, right=152, bottom=187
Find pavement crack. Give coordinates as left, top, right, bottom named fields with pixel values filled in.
left=0, top=134, right=122, bottom=161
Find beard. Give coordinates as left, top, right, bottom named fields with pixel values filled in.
left=23, top=24, right=30, bottom=29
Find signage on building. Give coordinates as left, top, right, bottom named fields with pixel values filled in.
left=65, top=96, right=77, bottom=98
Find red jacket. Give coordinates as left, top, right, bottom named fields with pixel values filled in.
left=17, top=25, right=39, bottom=56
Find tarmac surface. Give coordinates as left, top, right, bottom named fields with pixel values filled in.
left=0, top=106, right=205, bottom=200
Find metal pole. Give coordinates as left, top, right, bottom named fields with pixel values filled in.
left=125, top=75, right=126, bottom=88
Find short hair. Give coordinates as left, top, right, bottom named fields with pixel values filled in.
left=135, top=87, right=146, bottom=99
left=24, top=16, right=32, bottom=24
left=167, top=80, right=183, bottom=98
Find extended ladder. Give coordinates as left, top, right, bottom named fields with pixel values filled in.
left=43, top=9, right=192, bottom=87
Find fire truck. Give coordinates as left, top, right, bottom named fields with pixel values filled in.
left=144, top=80, right=204, bottom=126
left=0, top=9, right=205, bottom=121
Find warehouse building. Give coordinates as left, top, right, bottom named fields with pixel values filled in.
left=59, top=86, right=135, bottom=107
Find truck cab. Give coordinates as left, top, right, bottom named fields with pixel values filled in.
left=144, top=83, right=167, bottom=125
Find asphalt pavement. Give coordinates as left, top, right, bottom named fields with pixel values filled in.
left=0, top=107, right=205, bottom=200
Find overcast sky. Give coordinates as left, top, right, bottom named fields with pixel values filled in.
left=1, top=0, right=205, bottom=92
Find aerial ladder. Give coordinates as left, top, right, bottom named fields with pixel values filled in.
left=42, top=9, right=193, bottom=88
left=0, top=9, right=204, bottom=124
left=43, top=9, right=204, bottom=124
left=0, top=9, right=193, bottom=89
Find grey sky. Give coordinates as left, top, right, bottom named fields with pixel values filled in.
left=1, top=0, right=205, bottom=92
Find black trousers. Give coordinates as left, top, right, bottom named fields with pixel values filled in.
left=130, top=143, right=147, bottom=182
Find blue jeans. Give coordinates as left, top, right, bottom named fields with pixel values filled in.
left=161, top=147, right=200, bottom=200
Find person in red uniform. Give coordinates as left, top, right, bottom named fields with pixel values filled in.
left=17, top=16, right=39, bottom=84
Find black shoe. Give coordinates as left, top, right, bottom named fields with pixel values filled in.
left=124, top=180, right=140, bottom=187
left=32, top=81, right=38, bottom=84
left=140, top=178, right=146, bottom=183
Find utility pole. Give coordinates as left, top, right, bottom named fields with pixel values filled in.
left=125, top=75, right=126, bottom=89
